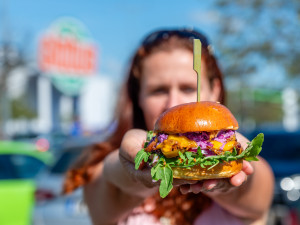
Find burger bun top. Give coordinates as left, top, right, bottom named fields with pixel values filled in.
left=154, top=101, right=238, bottom=133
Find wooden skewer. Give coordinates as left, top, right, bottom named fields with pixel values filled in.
left=193, top=39, right=202, bottom=102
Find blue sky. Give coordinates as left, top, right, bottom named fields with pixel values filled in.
left=4, top=0, right=219, bottom=81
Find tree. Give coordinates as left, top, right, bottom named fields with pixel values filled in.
left=0, top=42, right=29, bottom=138
left=211, top=0, right=300, bottom=129
left=213, top=0, right=300, bottom=86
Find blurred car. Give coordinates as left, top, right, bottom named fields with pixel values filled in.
left=32, top=136, right=101, bottom=225
left=247, top=129, right=300, bottom=225
left=12, top=131, right=69, bottom=155
left=0, top=141, right=54, bottom=225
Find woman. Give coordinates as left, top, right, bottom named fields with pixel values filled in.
left=63, top=28, right=274, bottom=225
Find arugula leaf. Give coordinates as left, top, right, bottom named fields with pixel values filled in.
left=165, top=157, right=176, bottom=166
left=134, top=149, right=150, bottom=170
left=146, top=131, right=154, bottom=141
left=144, top=131, right=155, bottom=148
left=244, top=156, right=259, bottom=161
left=197, top=147, right=203, bottom=157
left=232, top=147, right=237, bottom=156
left=245, top=133, right=264, bottom=160
left=178, top=151, right=186, bottom=161
left=185, top=151, right=194, bottom=164
left=237, top=133, right=264, bottom=161
left=208, top=159, right=220, bottom=170
left=155, top=164, right=173, bottom=198
left=151, top=163, right=162, bottom=180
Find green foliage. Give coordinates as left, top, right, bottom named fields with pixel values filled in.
left=146, top=131, right=154, bottom=141
left=151, top=163, right=173, bottom=198
left=11, top=96, right=36, bottom=119
left=134, top=149, right=150, bottom=170
left=213, top=0, right=300, bottom=79
left=211, top=0, right=300, bottom=128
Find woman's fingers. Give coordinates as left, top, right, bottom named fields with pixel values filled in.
left=179, top=184, right=199, bottom=194
left=119, top=129, right=147, bottom=162
left=179, top=180, right=218, bottom=194
left=202, top=179, right=218, bottom=191
left=230, top=170, right=247, bottom=187
left=119, top=153, right=158, bottom=188
left=179, top=184, right=190, bottom=194
left=173, top=178, right=198, bottom=186
left=229, top=161, right=253, bottom=187
left=189, top=182, right=204, bottom=193
left=242, top=160, right=254, bottom=175
left=180, top=170, right=250, bottom=195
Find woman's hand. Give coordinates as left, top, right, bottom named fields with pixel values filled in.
left=119, top=129, right=157, bottom=189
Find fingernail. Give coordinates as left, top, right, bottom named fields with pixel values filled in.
left=180, top=186, right=188, bottom=194
left=207, top=183, right=216, bottom=190
left=236, top=178, right=242, bottom=186
left=179, top=187, right=184, bottom=194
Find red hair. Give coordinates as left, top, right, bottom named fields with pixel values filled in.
left=63, top=29, right=225, bottom=224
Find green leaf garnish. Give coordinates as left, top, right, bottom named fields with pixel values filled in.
left=232, top=147, right=237, bottom=156
left=146, top=131, right=154, bottom=141
left=156, top=164, right=173, bottom=198
left=144, top=131, right=155, bottom=148
left=151, top=163, right=161, bottom=180
left=178, top=151, right=186, bottom=160
left=237, top=133, right=264, bottom=161
left=185, top=151, right=194, bottom=164
left=197, top=147, right=203, bottom=157
left=208, top=159, right=220, bottom=170
left=134, top=149, right=150, bottom=170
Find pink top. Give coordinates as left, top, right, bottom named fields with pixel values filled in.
left=119, top=202, right=245, bottom=225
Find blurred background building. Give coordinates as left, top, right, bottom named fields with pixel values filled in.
left=0, top=16, right=118, bottom=139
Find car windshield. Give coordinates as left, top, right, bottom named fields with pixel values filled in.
left=0, top=155, right=46, bottom=179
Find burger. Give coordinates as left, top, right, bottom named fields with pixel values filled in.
left=134, top=101, right=264, bottom=198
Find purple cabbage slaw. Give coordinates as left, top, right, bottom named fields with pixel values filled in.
left=151, top=130, right=235, bottom=156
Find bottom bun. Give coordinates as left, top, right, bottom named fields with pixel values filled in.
left=172, top=159, right=243, bottom=180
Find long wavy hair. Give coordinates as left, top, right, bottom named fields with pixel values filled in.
left=63, top=28, right=225, bottom=225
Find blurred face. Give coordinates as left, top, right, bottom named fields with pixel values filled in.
left=139, top=49, right=221, bottom=130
